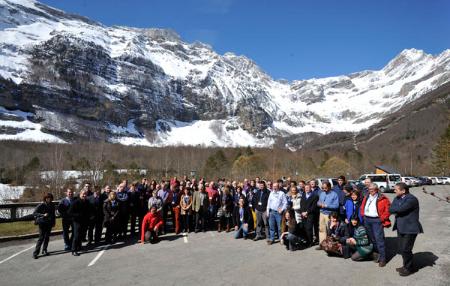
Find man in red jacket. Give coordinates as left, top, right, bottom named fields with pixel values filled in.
left=360, top=183, right=391, bottom=267
left=141, top=205, right=164, bottom=244
left=206, top=181, right=219, bottom=229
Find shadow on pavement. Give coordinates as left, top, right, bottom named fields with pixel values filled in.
left=385, top=237, right=398, bottom=263
left=385, top=237, right=439, bottom=272
left=413, top=251, right=439, bottom=270
left=45, top=239, right=134, bottom=257
left=161, top=234, right=184, bottom=242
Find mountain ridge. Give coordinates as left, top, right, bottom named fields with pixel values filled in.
left=0, top=0, right=449, bottom=148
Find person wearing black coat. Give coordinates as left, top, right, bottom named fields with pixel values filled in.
left=33, top=193, right=56, bottom=259
left=300, top=184, right=319, bottom=246
left=87, top=188, right=105, bottom=244
left=103, top=191, right=120, bottom=244
left=116, top=184, right=130, bottom=238
left=57, top=189, right=74, bottom=251
left=389, top=183, right=424, bottom=276
left=232, top=197, right=252, bottom=239
left=252, top=181, right=270, bottom=241
left=127, top=183, right=141, bottom=237
left=68, top=190, right=90, bottom=256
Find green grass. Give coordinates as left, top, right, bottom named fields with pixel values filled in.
left=0, top=218, right=62, bottom=237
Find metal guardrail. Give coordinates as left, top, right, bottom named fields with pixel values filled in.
left=0, top=201, right=60, bottom=223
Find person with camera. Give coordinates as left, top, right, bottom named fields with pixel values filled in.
left=33, top=193, right=56, bottom=259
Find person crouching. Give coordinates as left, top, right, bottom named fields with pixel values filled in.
left=141, top=205, right=164, bottom=244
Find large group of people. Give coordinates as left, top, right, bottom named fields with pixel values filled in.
left=32, top=175, right=423, bottom=277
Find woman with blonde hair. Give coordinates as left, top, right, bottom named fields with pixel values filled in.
left=103, top=191, right=120, bottom=244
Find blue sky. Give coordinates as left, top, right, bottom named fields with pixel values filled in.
left=40, top=0, right=450, bottom=80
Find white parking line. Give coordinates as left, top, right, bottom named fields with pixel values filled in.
left=87, top=246, right=107, bottom=267
left=0, top=245, right=35, bottom=265
left=183, top=236, right=188, bottom=243
left=38, top=263, right=51, bottom=272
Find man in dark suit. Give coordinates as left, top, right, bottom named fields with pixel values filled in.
left=68, top=190, right=90, bottom=256
left=300, top=184, right=319, bottom=246
left=389, top=182, right=423, bottom=276
left=252, top=181, right=270, bottom=241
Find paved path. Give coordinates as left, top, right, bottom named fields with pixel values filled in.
left=0, top=186, right=449, bottom=286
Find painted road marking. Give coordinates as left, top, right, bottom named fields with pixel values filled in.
left=0, top=245, right=35, bottom=265
left=38, top=263, right=51, bottom=272
left=87, top=246, right=107, bottom=267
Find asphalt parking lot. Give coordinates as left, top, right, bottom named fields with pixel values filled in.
left=0, top=185, right=449, bottom=286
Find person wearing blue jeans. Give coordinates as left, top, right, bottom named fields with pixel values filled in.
left=268, top=210, right=282, bottom=242
left=233, top=198, right=251, bottom=239
left=364, top=216, right=386, bottom=261
left=266, top=182, right=287, bottom=245
left=361, top=183, right=391, bottom=267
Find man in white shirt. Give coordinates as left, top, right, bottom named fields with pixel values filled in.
left=361, top=183, right=391, bottom=267
left=266, top=182, right=287, bottom=245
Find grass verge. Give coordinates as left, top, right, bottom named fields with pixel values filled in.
left=0, top=218, right=62, bottom=237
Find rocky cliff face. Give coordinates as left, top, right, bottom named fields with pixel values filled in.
left=0, top=0, right=449, bottom=147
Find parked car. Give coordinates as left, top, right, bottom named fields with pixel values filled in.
left=410, top=177, right=421, bottom=186
left=358, top=174, right=401, bottom=193
left=418, top=176, right=432, bottom=185
left=401, top=176, right=421, bottom=187
left=438, top=177, right=450, bottom=184
left=427, top=177, right=439, bottom=185
left=401, top=177, right=413, bottom=186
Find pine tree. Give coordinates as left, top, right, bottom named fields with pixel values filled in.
left=202, top=150, right=229, bottom=179
left=432, top=123, right=450, bottom=176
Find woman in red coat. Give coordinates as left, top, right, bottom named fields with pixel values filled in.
left=141, top=205, right=164, bottom=244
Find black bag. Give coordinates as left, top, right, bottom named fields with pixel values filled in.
left=34, top=215, right=46, bottom=225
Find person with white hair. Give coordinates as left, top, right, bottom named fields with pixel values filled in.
left=360, top=183, right=391, bottom=267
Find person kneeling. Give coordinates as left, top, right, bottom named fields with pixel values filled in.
left=319, top=212, right=348, bottom=256
left=342, top=214, right=373, bottom=260
left=141, top=205, right=164, bottom=244
left=233, top=197, right=251, bottom=239
left=280, top=210, right=303, bottom=251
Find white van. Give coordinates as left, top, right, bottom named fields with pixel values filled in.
left=358, top=174, right=401, bottom=193
left=316, top=178, right=338, bottom=188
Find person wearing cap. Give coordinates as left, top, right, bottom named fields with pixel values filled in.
left=389, top=182, right=423, bottom=276
left=141, top=205, right=164, bottom=244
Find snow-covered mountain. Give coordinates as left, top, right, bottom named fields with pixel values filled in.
left=1, top=0, right=449, bottom=148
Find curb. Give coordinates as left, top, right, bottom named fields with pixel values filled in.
left=0, top=230, right=63, bottom=243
